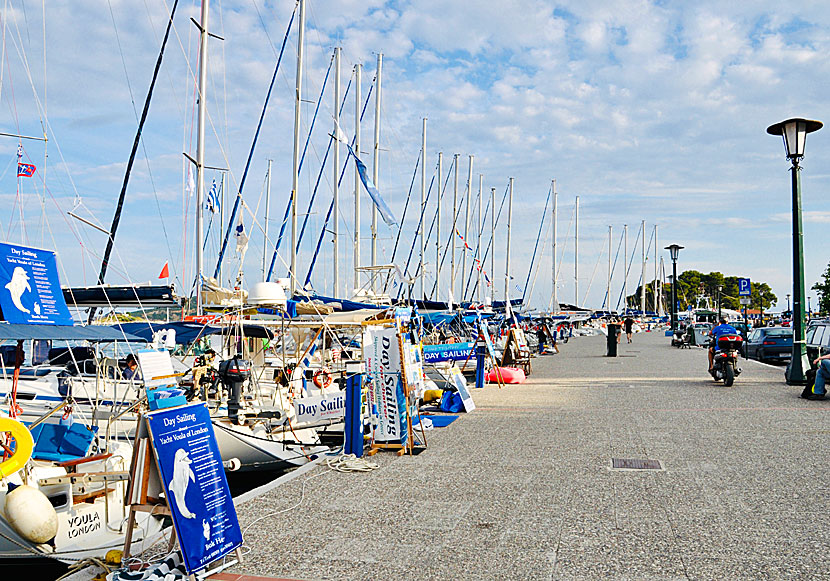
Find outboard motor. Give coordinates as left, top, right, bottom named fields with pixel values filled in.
left=218, top=354, right=251, bottom=424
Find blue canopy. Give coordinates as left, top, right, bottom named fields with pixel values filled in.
left=0, top=323, right=143, bottom=342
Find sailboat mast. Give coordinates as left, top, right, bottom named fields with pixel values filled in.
left=262, top=159, right=272, bottom=278
left=654, top=224, right=659, bottom=314
left=551, top=179, right=557, bottom=313
left=607, top=225, right=612, bottom=311
left=195, top=0, right=210, bottom=316
left=623, top=223, right=628, bottom=314
left=463, top=155, right=473, bottom=302
left=574, top=195, right=579, bottom=307
left=289, top=0, right=305, bottom=295
left=641, top=219, right=646, bottom=314
left=476, top=174, right=483, bottom=303
left=505, top=177, right=514, bottom=308
left=420, top=118, right=426, bottom=299
left=435, top=153, right=442, bottom=301
left=451, top=154, right=459, bottom=304
left=490, top=187, right=496, bottom=304
left=332, top=47, right=340, bottom=298
left=371, top=53, right=382, bottom=278
left=353, top=63, right=361, bottom=293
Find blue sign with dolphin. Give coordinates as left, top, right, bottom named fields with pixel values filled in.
left=0, top=242, right=73, bottom=325
left=146, top=403, right=242, bottom=573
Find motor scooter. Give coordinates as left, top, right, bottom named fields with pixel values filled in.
left=709, top=334, right=743, bottom=386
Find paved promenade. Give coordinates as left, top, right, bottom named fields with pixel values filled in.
left=233, top=330, right=830, bottom=580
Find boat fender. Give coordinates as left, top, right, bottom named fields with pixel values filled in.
left=4, top=483, right=59, bottom=545
left=223, top=457, right=241, bottom=472
left=313, top=368, right=333, bottom=389
left=0, top=417, right=34, bottom=479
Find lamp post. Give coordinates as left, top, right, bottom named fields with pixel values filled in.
left=767, top=117, right=823, bottom=384
left=717, top=285, right=723, bottom=320
left=665, top=244, right=683, bottom=332
left=808, top=296, right=812, bottom=321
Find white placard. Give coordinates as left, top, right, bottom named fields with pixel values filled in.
left=363, top=327, right=406, bottom=443
left=294, top=393, right=346, bottom=424
left=136, top=349, right=176, bottom=389
left=450, top=365, right=476, bottom=412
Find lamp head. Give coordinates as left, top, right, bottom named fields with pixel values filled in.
left=767, top=118, right=822, bottom=159
left=664, top=244, right=684, bottom=261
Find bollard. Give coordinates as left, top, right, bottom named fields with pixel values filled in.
left=475, top=345, right=486, bottom=389
left=344, top=373, right=364, bottom=457
left=606, top=324, right=619, bottom=357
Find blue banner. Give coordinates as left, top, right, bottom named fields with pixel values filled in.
left=0, top=242, right=73, bottom=325
left=146, top=403, right=242, bottom=573
left=423, top=342, right=474, bottom=363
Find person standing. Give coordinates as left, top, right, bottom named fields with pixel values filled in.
left=624, top=316, right=635, bottom=344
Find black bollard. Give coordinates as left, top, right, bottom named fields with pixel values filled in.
left=606, top=324, right=619, bottom=357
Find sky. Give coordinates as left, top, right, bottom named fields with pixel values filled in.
left=2, top=0, right=830, bottom=313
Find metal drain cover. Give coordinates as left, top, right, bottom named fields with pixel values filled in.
left=611, top=458, right=662, bottom=470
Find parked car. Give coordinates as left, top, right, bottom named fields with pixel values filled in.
left=731, top=321, right=751, bottom=355
left=745, top=327, right=793, bottom=363
left=806, top=319, right=830, bottom=364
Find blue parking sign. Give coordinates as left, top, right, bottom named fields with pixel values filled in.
left=738, top=278, right=751, bottom=296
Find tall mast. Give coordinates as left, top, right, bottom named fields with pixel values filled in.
left=623, top=223, right=628, bottom=314
left=505, top=177, right=514, bottom=308
left=463, top=155, right=473, bottom=302
left=451, top=154, right=459, bottom=304
left=476, top=174, right=483, bottom=303
left=262, top=159, right=272, bottom=278
left=289, top=0, right=305, bottom=295
left=353, top=63, right=361, bottom=293
left=654, top=224, right=659, bottom=314
left=574, top=195, right=579, bottom=307
left=332, top=47, right=340, bottom=297
left=436, top=152, right=442, bottom=302
left=490, top=187, right=496, bottom=304
left=371, top=53, right=382, bottom=279
left=641, top=219, right=646, bottom=314
left=607, top=225, right=612, bottom=311
left=419, top=118, right=426, bottom=299
left=195, top=0, right=210, bottom=316
left=551, top=179, right=557, bottom=313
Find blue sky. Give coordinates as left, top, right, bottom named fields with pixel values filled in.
left=2, top=0, right=830, bottom=312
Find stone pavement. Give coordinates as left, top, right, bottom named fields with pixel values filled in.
left=232, top=330, right=830, bottom=580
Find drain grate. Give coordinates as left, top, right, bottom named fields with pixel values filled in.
left=611, top=458, right=662, bottom=470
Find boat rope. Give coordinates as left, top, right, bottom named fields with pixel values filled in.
left=462, top=191, right=492, bottom=300
left=382, top=154, right=424, bottom=294
left=616, top=223, right=643, bottom=311
left=467, top=182, right=509, bottom=300
left=521, top=185, right=551, bottom=306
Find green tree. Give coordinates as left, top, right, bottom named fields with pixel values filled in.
left=812, top=261, right=830, bottom=315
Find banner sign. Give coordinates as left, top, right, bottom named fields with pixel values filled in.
left=479, top=321, right=497, bottom=360
left=0, top=242, right=73, bottom=325
left=146, top=403, right=242, bottom=573
left=401, top=341, right=425, bottom=396
left=738, top=278, right=751, bottom=296
left=294, top=393, right=346, bottom=424
left=363, top=327, right=407, bottom=444
left=449, top=365, right=476, bottom=412
left=422, top=342, right=474, bottom=363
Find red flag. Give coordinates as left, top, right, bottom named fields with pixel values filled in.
left=158, top=262, right=169, bottom=279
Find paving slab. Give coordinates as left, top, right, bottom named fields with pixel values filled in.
left=230, top=330, right=830, bottom=580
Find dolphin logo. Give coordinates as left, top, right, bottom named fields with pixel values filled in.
left=202, top=519, right=210, bottom=541
left=169, top=448, right=196, bottom=519
left=5, top=267, right=31, bottom=313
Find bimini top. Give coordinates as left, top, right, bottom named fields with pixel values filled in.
left=0, top=323, right=143, bottom=342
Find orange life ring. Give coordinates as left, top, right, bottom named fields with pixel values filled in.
left=313, top=368, right=333, bottom=389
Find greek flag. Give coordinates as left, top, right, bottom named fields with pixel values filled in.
left=206, top=180, right=220, bottom=214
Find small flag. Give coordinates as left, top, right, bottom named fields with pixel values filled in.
left=17, top=144, right=23, bottom=159
left=187, top=166, right=195, bottom=196
left=206, top=179, right=220, bottom=214
left=352, top=153, right=398, bottom=227
left=332, top=118, right=350, bottom=144
left=235, top=220, right=249, bottom=254
left=158, top=261, right=169, bottom=279
left=17, top=163, right=36, bottom=178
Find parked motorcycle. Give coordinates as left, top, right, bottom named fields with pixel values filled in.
left=709, top=334, right=743, bottom=386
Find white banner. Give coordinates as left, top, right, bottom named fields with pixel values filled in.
left=363, top=327, right=406, bottom=443
left=294, top=393, right=346, bottom=424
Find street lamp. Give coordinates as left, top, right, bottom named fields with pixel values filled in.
left=717, top=284, right=723, bottom=320
left=767, top=117, right=823, bottom=384
left=786, top=293, right=791, bottom=315
left=665, top=244, right=683, bottom=332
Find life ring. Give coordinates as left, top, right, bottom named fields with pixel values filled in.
left=312, top=368, right=333, bottom=389
left=0, top=417, right=34, bottom=479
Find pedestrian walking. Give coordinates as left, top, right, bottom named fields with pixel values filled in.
left=624, top=316, right=635, bottom=343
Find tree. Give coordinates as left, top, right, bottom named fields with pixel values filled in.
left=635, top=270, right=776, bottom=313
left=812, top=260, right=830, bottom=315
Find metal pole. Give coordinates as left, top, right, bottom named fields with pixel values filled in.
left=641, top=219, right=646, bottom=314
left=436, top=152, right=442, bottom=302
left=451, top=154, right=459, bottom=304
left=420, top=118, right=426, bottom=299
left=552, top=179, right=557, bottom=313
left=623, top=224, right=628, bottom=314
left=477, top=174, right=483, bottom=303
left=290, top=0, right=305, bottom=295
left=505, top=177, right=514, bottom=307
left=574, top=196, right=579, bottom=307
left=332, top=47, right=340, bottom=298
left=262, top=159, right=272, bottom=279
left=654, top=224, right=659, bottom=314
left=371, top=53, right=382, bottom=279
left=787, top=158, right=809, bottom=384
left=353, top=63, right=361, bottom=293
left=490, top=187, right=496, bottom=304
left=219, top=171, right=225, bottom=283
left=463, top=155, right=473, bottom=302
left=671, top=258, right=678, bottom=331
left=607, top=225, right=612, bottom=311
left=195, top=0, right=209, bottom=316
